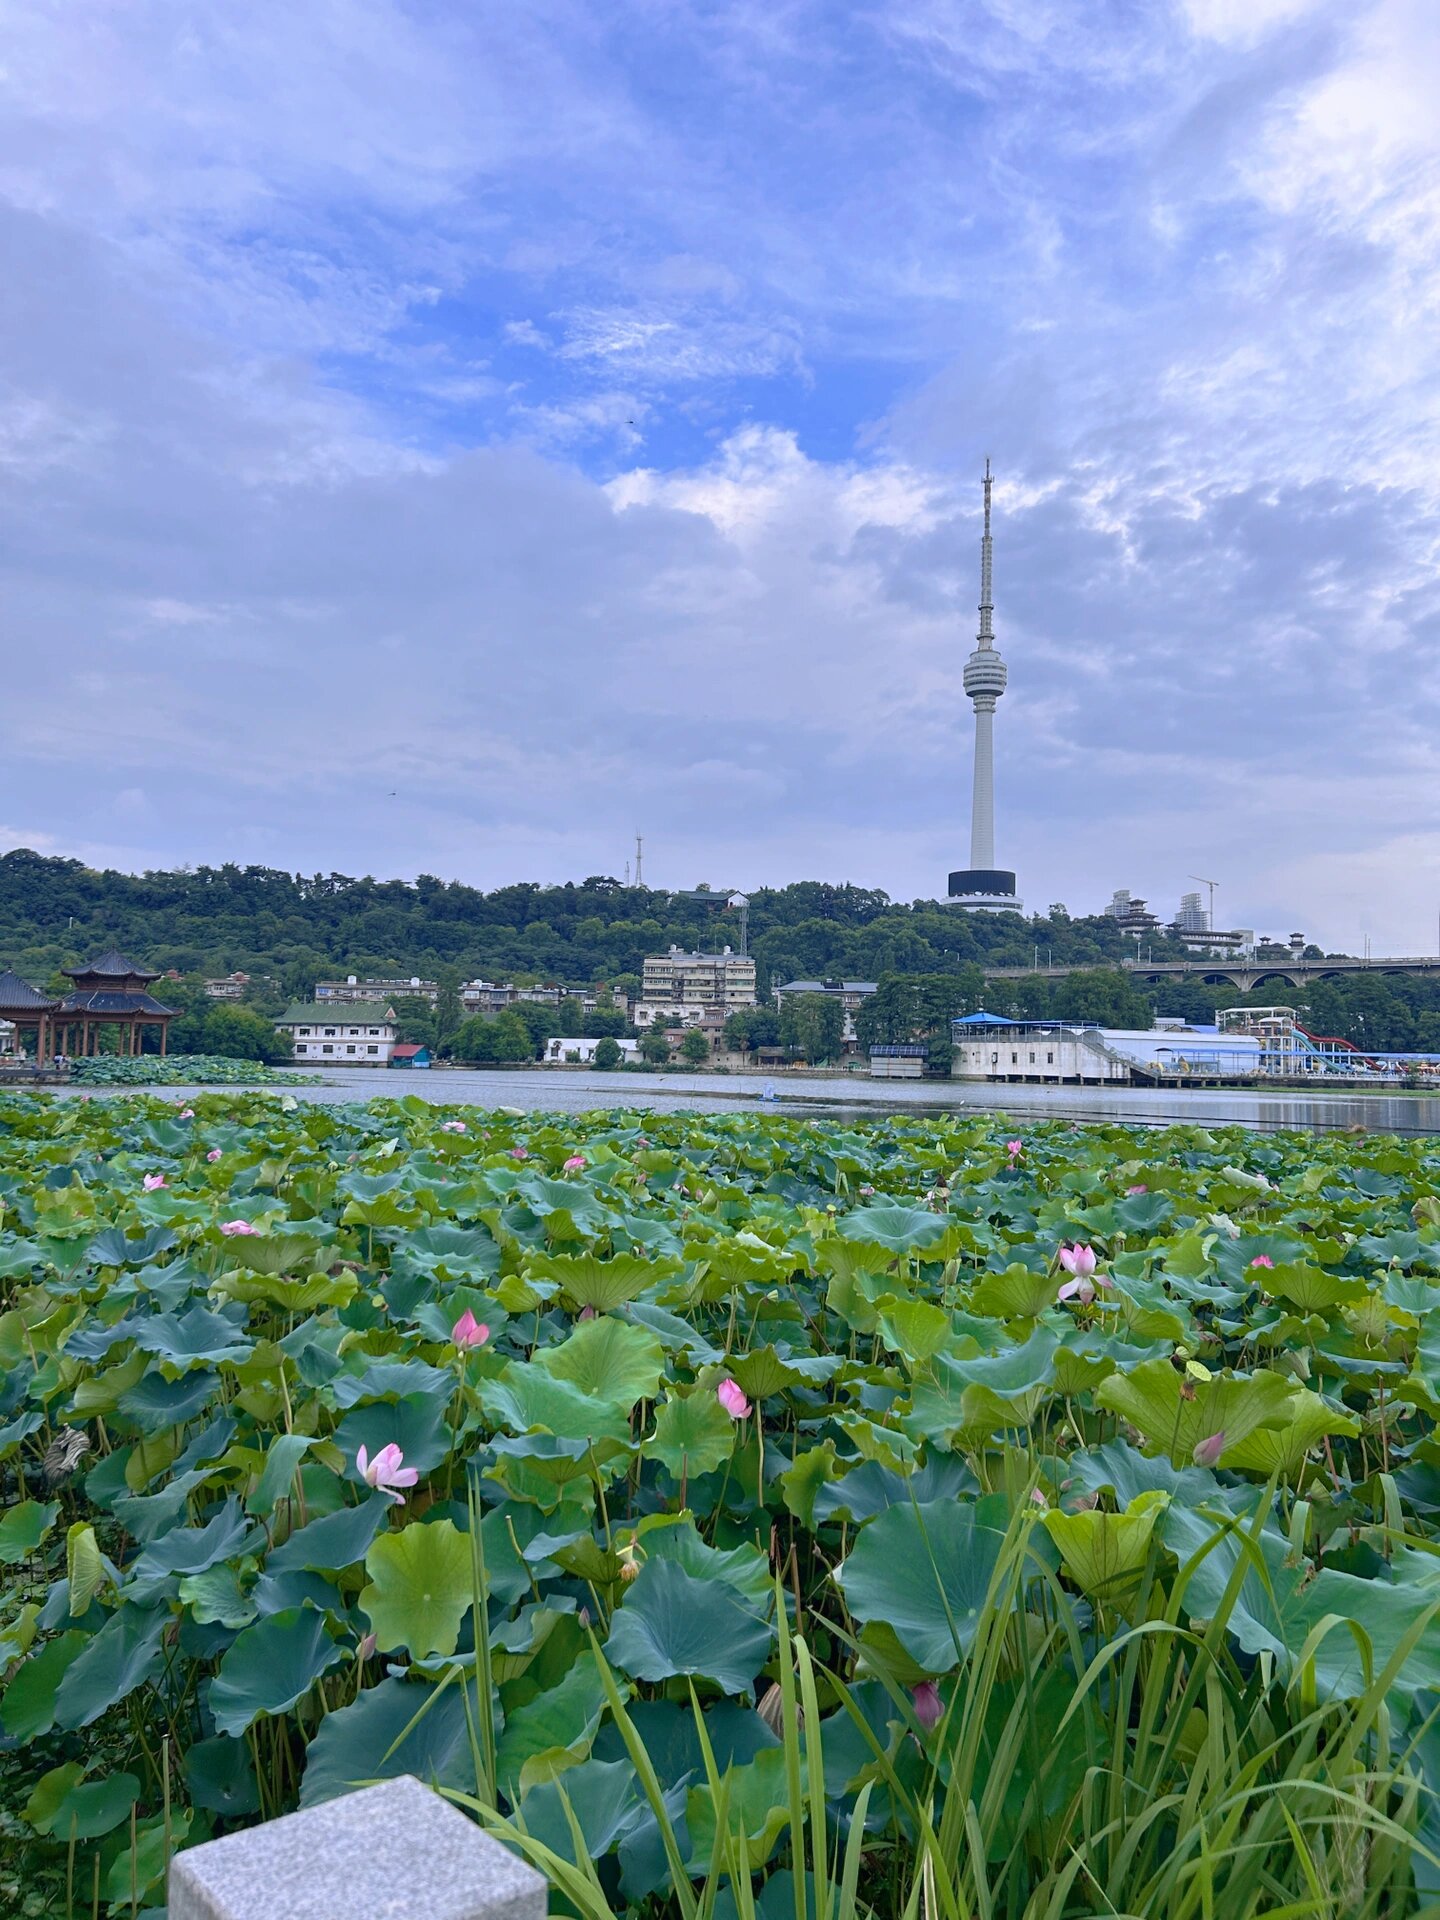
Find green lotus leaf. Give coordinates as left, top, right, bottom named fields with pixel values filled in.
left=1261, top=1263, right=1369, bottom=1314
left=837, top=1203, right=952, bottom=1255
left=185, top=1734, right=261, bottom=1816
left=605, top=1557, right=774, bottom=1697
left=302, top=1675, right=492, bottom=1806
left=876, top=1295, right=952, bottom=1364
left=266, top=1493, right=393, bottom=1575
left=208, top=1606, right=344, bottom=1738
left=1221, top=1388, right=1360, bottom=1476
left=1041, top=1490, right=1169, bottom=1604
left=969, top=1265, right=1061, bottom=1320
left=129, top=1301, right=254, bottom=1369
left=495, top=1650, right=609, bottom=1796
left=481, top=1367, right=630, bottom=1444
left=29, top=1767, right=141, bottom=1840
left=1096, top=1360, right=1299, bottom=1466
left=54, top=1604, right=168, bottom=1729
left=360, top=1518, right=474, bottom=1659
left=686, top=1745, right=797, bottom=1872
left=525, top=1249, right=681, bottom=1312
left=178, top=1562, right=257, bottom=1629
left=1, top=1630, right=89, bottom=1740
left=836, top=1500, right=1010, bottom=1672
left=537, top=1313, right=665, bottom=1413
left=646, top=1388, right=737, bottom=1479
left=0, top=1499, right=59, bottom=1564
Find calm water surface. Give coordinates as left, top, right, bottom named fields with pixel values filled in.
left=64, top=1064, right=1440, bottom=1136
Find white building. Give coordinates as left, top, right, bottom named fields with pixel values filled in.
left=951, top=1013, right=1261, bottom=1083
left=637, top=947, right=755, bottom=1027
left=315, top=975, right=438, bottom=1005
left=542, top=1036, right=641, bottom=1064
left=276, top=1003, right=397, bottom=1064
left=203, top=971, right=252, bottom=1001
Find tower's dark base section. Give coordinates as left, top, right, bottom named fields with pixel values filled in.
left=947, top=868, right=1024, bottom=913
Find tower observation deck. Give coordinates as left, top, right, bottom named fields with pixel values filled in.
left=947, top=460, right=1023, bottom=913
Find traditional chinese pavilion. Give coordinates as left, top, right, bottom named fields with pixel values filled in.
left=0, top=971, right=61, bottom=1064
left=55, top=950, right=177, bottom=1059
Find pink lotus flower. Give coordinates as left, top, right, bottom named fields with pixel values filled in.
left=1006, top=1139, right=1023, bottom=1159
left=1029, top=1488, right=1049, bottom=1508
left=1058, top=1245, right=1097, bottom=1277
left=1192, top=1432, right=1227, bottom=1469
left=911, top=1681, right=943, bottom=1730
left=1126, top=1184, right=1148, bottom=1196
left=219, top=1219, right=260, bottom=1236
left=142, top=1174, right=166, bottom=1191
left=451, top=1308, right=490, bottom=1349
left=858, top=1183, right=875, bottom=1198
left=439, top=1119, right=467, bottom=1134
left=563, top=1154, right=586, bottom=1172
left=1250, top=1254, right=1275, bottom=1269
left=717, top=1378, right=751, bottom=1420
left=206, top=1148, right=222, bottom=1163
left=578, top=1305, right=596, bottom=1321
left=179, top=1109, right=195, bottom=1120
left=1058, top=1275, right=1096, bottom=1306
left=509, top=1146, right=528, bottom=1160
left=356, top=1632, right=376, bottom=1661
left=356, top=1441, right=419, bottom=1502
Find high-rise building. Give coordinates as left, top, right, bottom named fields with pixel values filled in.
left=947, top=462, right=1024, bottom=912
left=1176, top=891, right=1209, bottom=933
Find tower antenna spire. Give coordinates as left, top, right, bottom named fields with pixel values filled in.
left=634, top=833, right=644, bottom=888
left=978, top=455, right=994, bottom=646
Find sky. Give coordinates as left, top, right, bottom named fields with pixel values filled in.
left=1, top=0, right=1438, bottom=952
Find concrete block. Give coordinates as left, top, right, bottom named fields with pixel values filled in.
left=168, top=1774, right=548, bottom=1920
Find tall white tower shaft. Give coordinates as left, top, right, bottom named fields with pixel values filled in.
left=970, top=702, right=995, bottom=869
left=948, top=458, right=1022, bottom=912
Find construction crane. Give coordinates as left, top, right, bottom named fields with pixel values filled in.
left=1189, top=874, right=1219, bottom=931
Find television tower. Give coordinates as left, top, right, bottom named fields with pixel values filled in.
left=947, top=460, right=1023, bottom=912
left=633, top=833, right=644, bottom=888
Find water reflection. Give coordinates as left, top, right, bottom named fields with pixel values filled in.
left=65, top=1063, right=1440, bottom=1136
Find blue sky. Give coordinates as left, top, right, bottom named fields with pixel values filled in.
left=2, top=0, right=1438, bottom=949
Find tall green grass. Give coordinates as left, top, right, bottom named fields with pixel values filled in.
left=447, top=1496, right=1440, bottom=1920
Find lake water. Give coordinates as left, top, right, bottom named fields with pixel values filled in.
left=95, top=1063, right=1440, bottom=1136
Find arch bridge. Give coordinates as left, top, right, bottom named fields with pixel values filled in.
left=983, top=955, right=1440, bottom=993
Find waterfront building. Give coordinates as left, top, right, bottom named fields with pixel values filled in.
left=951, top=1010, right=1261, bottom=1083
left=868, top=1044, right=927, bottom=1079
left=636, top=947, right=756, bottom=1028
left=543, top=1036, right=642, bottom=1064
left=276, top=1002, right=397, bottom=1063
left=389, top=1043, right=431, bottom=1068
left=948, top=462, right=1024, bottom=913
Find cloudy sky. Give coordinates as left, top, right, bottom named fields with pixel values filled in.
left=2, top=0, right=1438, bottom=950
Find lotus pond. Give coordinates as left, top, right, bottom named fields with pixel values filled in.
left=4, top=1093, right=1440, bottom=1919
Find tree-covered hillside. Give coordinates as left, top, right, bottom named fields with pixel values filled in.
left=0, top=848, right=1181, bottom=994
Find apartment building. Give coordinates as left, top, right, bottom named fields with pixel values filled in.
left=634, top=946, right=755, bottom=1027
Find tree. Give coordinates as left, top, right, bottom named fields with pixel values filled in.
left=168, top=1004, right=289, bottom=1064
left=640, top=1029, right=671, bottom=1064
left=680, top=1027, right=710, bottom=1066
left=779, top=993, right=845, bottom=1064
left=391, top=997, right=437, bottom=1048
left=451, top=1011, right=533, bottom=1063
left=724, top=1007, right=780, bottom=1054
left=434, top=968, right=463, bottom=1046
left=593, top=1036, right=622, bottom=1070
left=583, top=1007, right=628, bottom=1038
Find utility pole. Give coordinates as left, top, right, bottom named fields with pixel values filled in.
left=634, top=834, right=644, bottom=889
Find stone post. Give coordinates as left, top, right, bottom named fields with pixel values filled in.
left=168, top=1775, right=548, bottom=1920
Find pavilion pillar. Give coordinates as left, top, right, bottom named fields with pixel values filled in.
left=161, top=1021, right=168, bottom=1057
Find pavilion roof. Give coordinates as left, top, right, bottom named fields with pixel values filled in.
left=59, top=989, right=177, bottom=1017
left=0, top=970, right=60, bottom=1013
left=63, top=948, right=161, bottom=983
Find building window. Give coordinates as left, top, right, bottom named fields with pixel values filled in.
left=324, top=1028, right=336, bottom=1037
left=1047, top=1052, right=1054, bottom=1064
left=1029, top=1052, right=1035, bottom=1064
left=323, top=1045, right=333, bottom=1054
left=299, top=1028, right=310, bottom=1037
left=347, top=1045, right=356, bottom=1054
left=1011, top=1052, right=1018, bottom=1064
left=367, top=1045, right=378, bottom=1055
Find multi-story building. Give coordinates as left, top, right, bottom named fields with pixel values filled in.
left=772, top=979, right=877, bottom=1048
left=635, top=947, right=755, bottom=1029
left=315, top=975, right=439, bottom=1005
left=459, top=980, right=628, bottom=1019
left=203, top=971, right=252, bottom=1000
left=1105, top=889, right=1162, bottom=933
left=275, top=1003, right=397, bottom=1063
